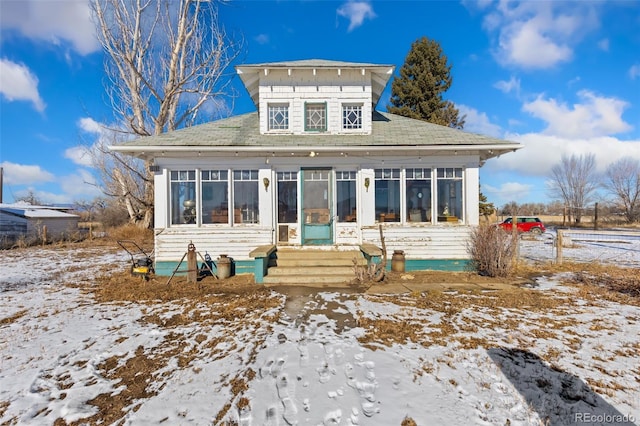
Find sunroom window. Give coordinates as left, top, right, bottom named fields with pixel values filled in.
left=375, top=168, right=400, bottom=222
left=268, top=104, right=289, bottom=131
left=277, top=171, right=298, bottom=223
left=305, top=102, right=327, bottom=132
left=406, top=168, right=432, bottom=222
left=201, top=170, right=228, bottom=224
left=336, top=171, right=357, bottom=222
left=342, top=104, right=362, bottom=130
left=233, top=170, right=259, bottom=224
left=170, top=170, right=196, bottom=225
left=437, top=167, right=463, bottom=222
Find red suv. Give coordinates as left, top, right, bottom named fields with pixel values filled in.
left=499, top=217, right=546, bottom=234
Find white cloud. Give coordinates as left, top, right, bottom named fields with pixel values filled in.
left=65, top=146, right=93, bottom=167
left=485, top=132, right=640, bottom=178
left=481, top=2, right=599, bottom=69
left=523, top=90, right=632, bottom=139
left=500, top=18, right=573, bottom=68
left=58, top=169, right=102, bottom=200
left=0, top=59, right=45, bottom=111
left=494, top=76, right=521, bottom=95
left=0, top=0, right=99, bottom=55
left=457, top=105, right=502, bottom=138
left=78, top=117, right=103, bottom=134
left=629, top=64, right=640, bottom=80
left=0, top=161, right=54, bottom=185
left=483, top=181, right=534, bottom=203
left=337, top=1, right=376, bottom=32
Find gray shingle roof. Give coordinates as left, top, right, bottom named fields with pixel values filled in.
left=112, top=111, right=521, bottom=151
left=236, top=59, right=393, bottom=69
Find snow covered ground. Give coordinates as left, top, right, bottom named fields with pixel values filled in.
left=1, top=239, right=639, bottom=426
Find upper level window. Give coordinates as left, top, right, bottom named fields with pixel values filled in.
left=305, top=102, right=327, bottom=132
left=342, top=104, right=362, bottom=130
left=268, top=104, right=289, bottom=130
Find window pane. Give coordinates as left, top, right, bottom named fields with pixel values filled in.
left=171, top=182, right=197, bottom=224
left=336, top=171, right=357, bottom=222
left=202, top=170, right=228, bottom=225
left=268, top=104, right=289, bottom=130
left=342, top=104, right=362, bottom=129
left=277, top=176, right=297, bottom=223
left=406, top=168, right=432, bottom=223
left=437, top=168, right=463, bottom=221
left=233, top=170, right=259, bottom=224
left=170, top=170, right=196, bottom=225
left=306, top=103, right=326, bottom=131
left=337, top=180, right=357, bottom=222
left=375, top=169, right=400, bottom=222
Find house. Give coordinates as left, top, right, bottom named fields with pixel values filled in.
left=0, top=203, right=80, bottom=245
left=110, top=59, right=522, bottom=282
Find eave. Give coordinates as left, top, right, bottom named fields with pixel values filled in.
left=110, top=143, right=522, bottom=163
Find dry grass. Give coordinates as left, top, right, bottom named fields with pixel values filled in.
left=92, top=270, right=264, bottom=303
left=0, top=309, right=28, bottom=325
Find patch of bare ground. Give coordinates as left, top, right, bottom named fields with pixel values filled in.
left=57, top=270, right=283, bottom=425
left=525, top=261, right=640, bottom=305
left=356, top=262, right=638, bottom=350
left=356, top=287, right=574, bottom=350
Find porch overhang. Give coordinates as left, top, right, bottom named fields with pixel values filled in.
left=109, top=143, right=523, bottom=163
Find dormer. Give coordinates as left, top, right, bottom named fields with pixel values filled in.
left=236, top=59, right=395, bottom=135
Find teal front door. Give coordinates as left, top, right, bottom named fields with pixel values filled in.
left=301, top=168, right=333, bottom=245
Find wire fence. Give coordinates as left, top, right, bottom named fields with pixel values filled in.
left=518, top=228, right=640, bottom=268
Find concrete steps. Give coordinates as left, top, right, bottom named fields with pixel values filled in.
left=263, top=248, right=365, bottom=285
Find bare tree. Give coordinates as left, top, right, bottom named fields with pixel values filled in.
left=548, top=153, right=599, bottom=224
left=90, top=0, right=241, bottom=228
left=603, top=157, right=640, bottom=223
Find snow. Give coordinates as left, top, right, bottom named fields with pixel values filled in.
left=1, top=241, right=639, bottom=426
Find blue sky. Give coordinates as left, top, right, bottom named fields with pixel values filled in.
left=1, top=0, right=639, bottom=209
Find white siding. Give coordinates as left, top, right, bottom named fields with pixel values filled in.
left=155, top=227, right=273, bottom=262
left=361, top=225, right=472, bottom=259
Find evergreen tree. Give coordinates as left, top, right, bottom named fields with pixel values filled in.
left=479, top=187, right=495, bottom=218
left=388, top=37, right=464, bottom=129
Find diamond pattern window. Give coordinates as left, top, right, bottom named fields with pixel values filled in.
left=342, top=104, right=362, bottom=129
left=268, top=104, right=289, bottom=130
left=305, top=103, right=327, bottom=132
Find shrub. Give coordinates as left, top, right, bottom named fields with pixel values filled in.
left=467, top=223, right=516, bottom=277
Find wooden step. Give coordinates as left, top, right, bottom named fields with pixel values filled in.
left=264, top=248, right=365, bottom=285
left=263, top=273, right=355, bottom=285
left=267, top=266, right=355, bottom=276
